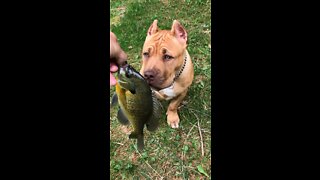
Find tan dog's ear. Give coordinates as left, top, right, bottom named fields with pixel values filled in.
left=171, top=20, right=187, bottom=44
left=147, top=20, right=158, bottom=36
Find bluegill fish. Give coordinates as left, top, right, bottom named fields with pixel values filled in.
left=111, top=64, right=162, bottom=151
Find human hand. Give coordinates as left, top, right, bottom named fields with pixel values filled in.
left=110, top=32, right=127, bottom=86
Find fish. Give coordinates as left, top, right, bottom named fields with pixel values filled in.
left=111, top=64, right=163, bottom=151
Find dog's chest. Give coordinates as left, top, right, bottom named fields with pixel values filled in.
left=158, top=86, right=176, bottom=100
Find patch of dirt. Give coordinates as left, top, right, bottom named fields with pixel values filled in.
left=121, top=125, right=131, bottom=135
left=195, top=75, right=206, bottom=84
left=116, top=6, right=126, bottom=18
left=130, top=152, right=139, bottom=163
left=161, top=0, right=169, bottom=5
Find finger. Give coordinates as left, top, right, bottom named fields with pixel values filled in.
left=110, top=62, right=118, bottom=72
left=110, top=32, right=127, bottom=66
left=110, top=32, right=119, bottom=58
left=117, top=51, right=127, bottom=66
left=110, top=72, right=117, bottom=86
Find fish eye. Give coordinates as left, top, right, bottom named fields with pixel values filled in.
left=125, top=73, right=130, bottom=78
left=125, top=71, right=132, bottom=78
left=125, top=70, right=131, bottom=78
left=125, top=66, right=133, bottom=78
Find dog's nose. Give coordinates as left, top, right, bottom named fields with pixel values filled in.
left=144, top=70, right=156, bottom=82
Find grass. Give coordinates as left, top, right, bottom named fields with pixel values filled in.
left=110, top=0, right=211, bottom=179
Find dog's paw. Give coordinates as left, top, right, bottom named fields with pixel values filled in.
left=167, top=112, right=180, bottom=128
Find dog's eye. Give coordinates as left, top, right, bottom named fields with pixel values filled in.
left=163, top=55, right=173, bottom=61
left=143, top=52, right=149, bottom=58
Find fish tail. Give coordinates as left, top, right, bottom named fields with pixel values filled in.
left=129, top=132, right=144, bottom=151
left=137, top=135, right=144, bottom=151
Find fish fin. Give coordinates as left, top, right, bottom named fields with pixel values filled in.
left=129, top=89, right=136, bottom=94
left=146, top=115, right=159, bottom=132
left=127, top=81, right=136, bottom=94
left=118, top=80, right=136, bottom=94
left=117, top=108, right=130, bottom=125
left=128, top=131, right=138, bottom=139
left=152, top=91, right=164, bottom=112
left=146, top=93, right=163, bottom=132
left=111, top=93, right=118, bottom=108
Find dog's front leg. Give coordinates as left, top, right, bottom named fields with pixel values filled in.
left=166, top=90, right=187, bottom=128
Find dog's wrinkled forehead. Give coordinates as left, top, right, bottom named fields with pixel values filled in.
left=144, top=31, right=183, bottom=55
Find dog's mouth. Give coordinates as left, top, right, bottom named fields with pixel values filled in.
left=142, top=69, right=174, bottom=90
left=142, top=76, right=160, bottom=89
left=145, top=77, right=174, bottom=91
left=146, top=79, right=161, bottom=90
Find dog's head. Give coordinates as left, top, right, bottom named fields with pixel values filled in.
left=139, top=20, right=188, bottom=90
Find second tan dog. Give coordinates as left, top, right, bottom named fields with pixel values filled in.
left=139, top=20, right=194, bottom=128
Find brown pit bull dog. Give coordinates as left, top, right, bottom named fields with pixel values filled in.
left=139, top=20, right=194, bottom=128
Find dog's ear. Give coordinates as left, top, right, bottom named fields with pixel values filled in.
left=171, top=20, right=187, bottom=44
left=147, top=20, right=159, bottom=36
